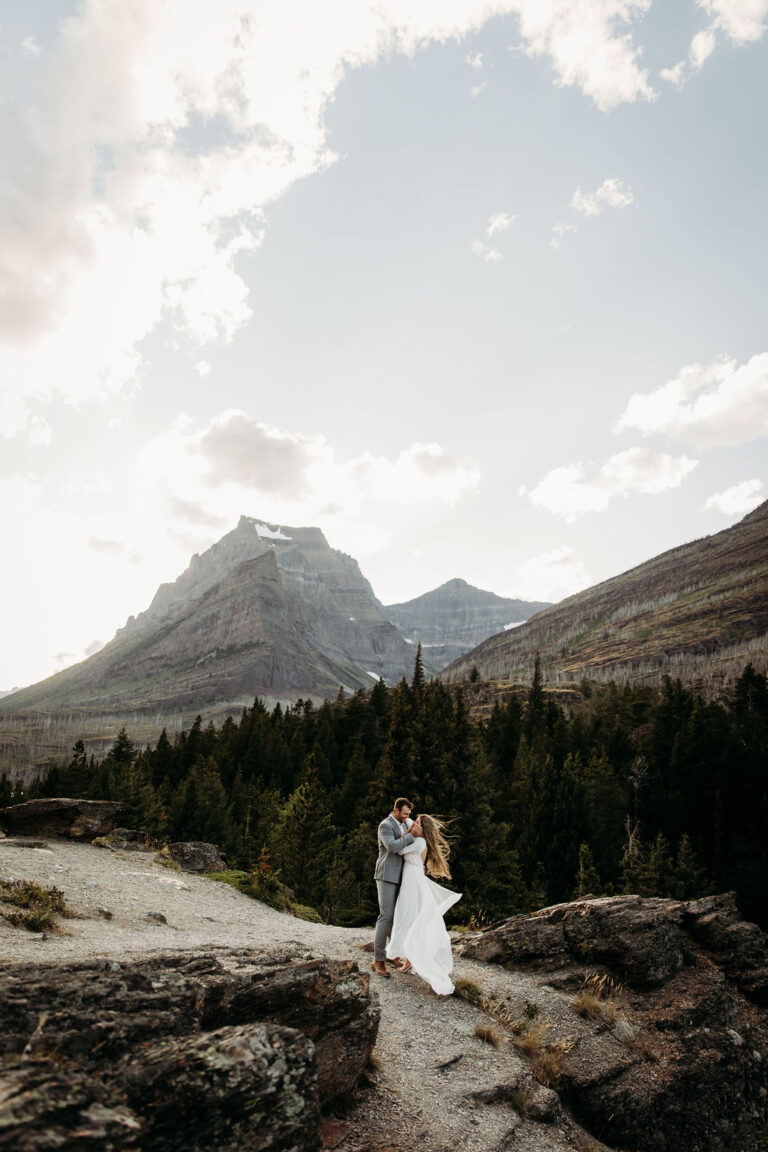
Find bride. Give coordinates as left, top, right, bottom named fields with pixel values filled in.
left=386, top=814, right=461, bottom=995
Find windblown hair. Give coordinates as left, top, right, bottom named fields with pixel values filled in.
left=420, top=814, right=452, bottom=880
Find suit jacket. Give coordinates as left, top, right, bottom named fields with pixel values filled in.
left=374, top=815, right=414, bottom=883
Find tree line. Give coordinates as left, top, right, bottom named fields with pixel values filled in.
left=3, top=652, right=767, bottom=930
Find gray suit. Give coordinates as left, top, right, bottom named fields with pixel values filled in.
left=373, top=815, right=414, bottom=962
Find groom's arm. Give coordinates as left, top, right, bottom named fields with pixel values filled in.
left=379, top=820, right=414, bottom=856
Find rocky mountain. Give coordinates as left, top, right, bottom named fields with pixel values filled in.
left=443, top=501, right=768, bottom=692
left=0, top=516, right=415, bottom=715
left=384, top=578, right=550, bottom=670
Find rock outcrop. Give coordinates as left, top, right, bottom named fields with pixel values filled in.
left=0, top=798, right=130, bottom=839
left=0, top=946, right=379, bottom=1150
left=459, top=892, right=768, bottom=1151
left=168, top=840, right=227, bottom=872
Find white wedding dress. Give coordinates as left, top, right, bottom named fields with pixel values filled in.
left=385, top=836, right=461, bottom=995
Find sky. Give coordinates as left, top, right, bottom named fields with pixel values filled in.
left=1, top=0, right=767, bottom=691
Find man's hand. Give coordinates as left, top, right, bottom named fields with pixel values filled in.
left=409, top=819, right=423, bottom=837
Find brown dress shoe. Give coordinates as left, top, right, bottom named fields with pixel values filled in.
left=371, top=961, right=391, bottom=977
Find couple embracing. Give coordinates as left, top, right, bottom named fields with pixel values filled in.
left=372, top=797, right=461, bottom=996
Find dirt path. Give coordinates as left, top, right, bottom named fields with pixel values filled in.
left=0, top=838, right=605, bottom=1152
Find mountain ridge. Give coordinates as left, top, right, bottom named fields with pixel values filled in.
left=442, top=501, right=768, bottom=690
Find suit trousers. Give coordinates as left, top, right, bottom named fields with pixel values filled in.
left=374, top=879, right=400, bottom=962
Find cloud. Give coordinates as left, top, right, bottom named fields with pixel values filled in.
left=571, top=177, right=634, bottom=216
left=512, top=0, right=655, bottom=110
left=487, top=211, right=516, bottom=237
left=513, top=546, right=591, bottom=601
left=550, top=221, right=578, bottom=250
left=470, top=80, right=488, bottom=97
left=198, top=410, right=314, bottom=496
left=704, top=478, right=766, bottom=516
left=471, top=239, right=503, bottom=262
left=701, top=0, right=768, bottom=43
left=524, top=447, right=698, bottom=520
left=1, top=1, right=660, bottom=441
left=21, top=35, right=42, bottom=55
left=84, top=638, right=105, bottom=656
left=466, top=50, right=484, bottom=68
left=662, top=2, right=766, bottom=88
left=88, top=537, right=126, bottom=556
left=139, top=411, right=481, bottom=527
left=194, top=360, right=212, bottom=377
left=615, top=353, right=768, bottom=447
left=661, top=28, right=717, bottom=86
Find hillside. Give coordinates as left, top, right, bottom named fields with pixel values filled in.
left=384, top=578, right=549, bottom=670
left=442, top=501, right=768, bottom=691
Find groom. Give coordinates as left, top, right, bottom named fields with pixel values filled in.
left=372, top=797, right=422, bottom=977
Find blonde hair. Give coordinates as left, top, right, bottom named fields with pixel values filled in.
left=420, top=814, right=452, bottom=880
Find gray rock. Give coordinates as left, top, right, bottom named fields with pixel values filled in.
left=461, top=893, right=768, bottom=1151
left=0, top=799, right=130, bottom=840
left=168, top=841, right=227, bottom=873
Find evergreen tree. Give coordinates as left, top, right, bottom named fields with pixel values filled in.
left=411, top=642, right=426, bottom=702
left=573, top=843, right=602, bottom=898
left=273, top=761, right=334, bottom=908
left=670, top=834, right=709, bottom=900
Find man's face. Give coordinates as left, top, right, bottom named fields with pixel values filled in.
left=395, top=805, right=412, bottom=823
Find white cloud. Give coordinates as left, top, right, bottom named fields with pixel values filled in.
left=513, top=546, right=591, bottom=601
left=525, top=447, right=698, bottom=520
left=138, top=410, right=481, bottom=527
left=661, top=27, right=717, bottom=86
left=550, top=221, right=578, bottom=250
left=704, top=478, right=766, bottom=516
left=21, top=35, right=42, bottom=55
left=466, top=50, right=484, bottom=68
left=470, top=79, right=488, bottom=97
left=487, top=211, right=516, bottom=237
left=616, top=353, right=768, bottom=447
left=512, top=0, right=655, bottom=110
left=471, top=239, right=503, bottom=262
left=662, top=2, right=766, bottom=88
left=701, top=0, right=768, bottom=43
left=194, top=360, right=212, bottom=377
left=571, top=177, right=634, bottom=216
left=1, top=1, right=660, bottom=441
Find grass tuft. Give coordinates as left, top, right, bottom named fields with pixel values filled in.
left=474, top=1023, right=501, bottom=1047
left=453, top=978, right=483, bottom=1005
left=0, top=878, right=74, bottom=932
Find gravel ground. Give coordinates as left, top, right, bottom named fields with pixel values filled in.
left=0, top=838, right=609, bottom=1152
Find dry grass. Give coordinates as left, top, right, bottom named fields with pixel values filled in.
left=572, top=970, right=625, bottom=1024
left=453, top=978, right=483, bottom=1006
left=474, top=1024, right=501, bottom=1047
left=512, top=1018, right=552, bottom=1057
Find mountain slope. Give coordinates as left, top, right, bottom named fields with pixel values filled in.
left=0, top=517, right=414, bottom=713
left=384, top=579, right=550, bottom=670
left=442, top=502, right=768, bottom=690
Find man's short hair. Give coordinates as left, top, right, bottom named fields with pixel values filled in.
left=393, top=797, right=412, bottom=812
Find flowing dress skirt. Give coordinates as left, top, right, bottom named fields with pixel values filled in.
left=386, top=861, right=461, bottom=995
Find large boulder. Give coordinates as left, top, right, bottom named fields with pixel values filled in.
left=168, top=840, right=227, bottom=872
left=0, top=946, right=379, bottom=1105
left=459, top=893, right=768, bottom=1152
left=0, top=947, right=378, bottom=1151
left=0, top=798, right=130, bottom=839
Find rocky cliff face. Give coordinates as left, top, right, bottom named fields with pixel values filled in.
left=443, top=501, right=768, bottom=692
left=459, top=891, right=768, bottom=1151
left=384, top=578, right=550, bottom=670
